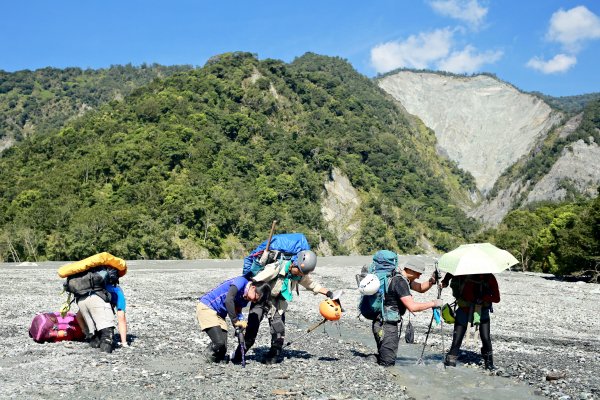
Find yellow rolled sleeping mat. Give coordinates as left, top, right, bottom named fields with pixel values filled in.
left=58, top=252, right=127, bottom=278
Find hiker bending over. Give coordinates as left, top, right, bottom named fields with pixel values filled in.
left=441, top=273, right=500, bottom=370
left=373, top=259, right=441, bottom=367
left=71, top=269, right=123, bottom=354
left=197, top=276, right=271, bottom=363
left=233, top=250, right=334, bottom=364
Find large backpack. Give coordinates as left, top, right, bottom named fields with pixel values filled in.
left=64, top=266, right=118, bottom=301
left=242, top=233, right=310, bottom=277
left=357, top=250, right=402, bottom=322
left=29, top=312, right=85, bottom=343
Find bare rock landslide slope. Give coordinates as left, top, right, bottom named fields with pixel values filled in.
left=377, top=71, right=562, bottom=195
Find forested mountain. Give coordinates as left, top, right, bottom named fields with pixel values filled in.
left=481, top=193, right=599, bottom=280
left=0, top=64, right=193, bottom=151
left=532, top=91, right=600, bottom=115
left=0, top=52, right=477, bottom=262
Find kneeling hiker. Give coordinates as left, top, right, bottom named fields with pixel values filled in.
left=60, top=252, right=128, bottom=354
left=234, top=250, right=334, bottom=364
left=197, top=277, right=271, bottom=363
left=441, top=273, right=500, bottom=369
left=76, top=275, right=129, bottom=350
left=359, top=251, right=441, bottom=366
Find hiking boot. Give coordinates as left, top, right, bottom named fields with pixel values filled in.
left=262, top=348, right=282, bottom=365
left=88, top=333, right=101, bottom=349
left=366, top=354, right=379, bottom=364
left=98, top=328, right=114, bottom=354
left=482, top=351, right=495, bottom=370
left=230, top=347, right=243, bottom=365
left=444, top=354, right=457, bottom=367
left=203, top=347, right=218, bottom=363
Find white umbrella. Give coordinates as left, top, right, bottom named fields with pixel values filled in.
left=437, top=243, right=518, bottom=276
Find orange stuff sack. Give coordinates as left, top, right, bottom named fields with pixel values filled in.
left=58, top=252, right=127, bottom=278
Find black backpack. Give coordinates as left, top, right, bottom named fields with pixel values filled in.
left=64, top=266, right=116, bottom=301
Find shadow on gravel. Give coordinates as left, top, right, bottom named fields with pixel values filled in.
left=283, top=349, right=312, bottom=360
left=170, top=295, right=202, bottom=301
left=112, top=333, right=138, bottom=345
left=542, top=275, right=597, bottom=283
left=317, top=356, right=340, bottom=362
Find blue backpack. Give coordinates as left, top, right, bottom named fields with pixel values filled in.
left=357, top=250, right=402, bottom=322
left=242, top=233, right=310, bottom=277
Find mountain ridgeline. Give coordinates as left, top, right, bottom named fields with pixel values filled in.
left=0, top=53, right=478, bottom=262
left=0, top=64, right=193, bottom=151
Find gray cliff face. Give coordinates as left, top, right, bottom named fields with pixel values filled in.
left=378, top=71, right=562, bottom=194
left=470, top=179, right=530, bottom=226
left=321, top=167, right=362, bottom=254
left=526, top=138, right=600, bottom=204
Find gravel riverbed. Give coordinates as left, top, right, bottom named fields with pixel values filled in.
left=1, top=256, right=598, bottom=400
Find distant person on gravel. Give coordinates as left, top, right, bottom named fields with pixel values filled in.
left=76, top=269, right=129, bottom=353
left=197, top=276, right=271, bottom=363
left=232, top=250, right=335, bottom=365
left=370, top=259, right=441, bottom=367
left=441, top=273, right=500, bottom=370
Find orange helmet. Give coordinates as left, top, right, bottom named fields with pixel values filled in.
left=319, top=298, right=342, bottom=321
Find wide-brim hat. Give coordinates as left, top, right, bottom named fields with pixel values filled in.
left=403, top=259, right=426, bottom=274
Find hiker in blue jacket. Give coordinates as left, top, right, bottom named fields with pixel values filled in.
left=197, top=276, right=271, bottom=363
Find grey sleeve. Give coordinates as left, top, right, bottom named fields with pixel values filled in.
left=225, top=285, right=240, bottom=324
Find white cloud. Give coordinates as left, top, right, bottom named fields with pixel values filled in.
left=371, top=28, right=453, bottom=73
left=437, top=45, right=503, bottom=73
left=429, top=0, right=488, bottom=29
left=547, top=6, right=600, bottom=52
left=526, top=54, right=577, bottom=74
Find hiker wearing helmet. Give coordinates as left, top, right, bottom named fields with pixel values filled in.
left=441, top=272, right=500, bottom=370
left=197, top=276, right=271, bottom=363
left=372, top=258, right=441, bottom=367
left=233, top=249, right=334, bottom=364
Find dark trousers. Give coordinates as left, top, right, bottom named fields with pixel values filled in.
left=244, top=302, right=286, bottom=352
left=372, top=319, right=400, bottom=366
left=448, top=308, right=492, bottom=356
left=204, top=326, right=228, bottom=362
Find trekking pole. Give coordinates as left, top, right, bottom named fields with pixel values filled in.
left=417, top=312, right=435, bottom=364
left=236, top=328, right=246, bottom=368
left=417, top=263, right=442, bottom=365
left=265, top=220, right=277, bottom=253
left=283, top=318, right=327, bottom=349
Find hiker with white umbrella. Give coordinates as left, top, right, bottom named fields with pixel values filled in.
left=438, top=243, right=518, bottom=370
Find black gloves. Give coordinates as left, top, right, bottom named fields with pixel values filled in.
left=325, top=290, right=334, bottom=299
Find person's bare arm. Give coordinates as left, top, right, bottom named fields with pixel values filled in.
left=410, top=277, right=436, bottom=293
left=400, top=295, right=440, bottom=313
left=116, top=310, right=127, bottom=346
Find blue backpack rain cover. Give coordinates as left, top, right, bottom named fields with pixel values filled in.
left=242, top=233, right=310, bottom=277
left=358, top=250, right=400, bottom=321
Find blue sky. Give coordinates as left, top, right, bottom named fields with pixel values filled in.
left=1, top=0, right=599, bottom=96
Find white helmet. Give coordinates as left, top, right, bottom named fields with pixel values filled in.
left=358, top=274, right=380, bottom=295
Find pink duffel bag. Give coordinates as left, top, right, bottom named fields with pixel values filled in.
left=29, top=312, right=85, bottom=343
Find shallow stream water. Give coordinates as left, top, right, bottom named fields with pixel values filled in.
left=297, top=320, right=540, bottom=400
